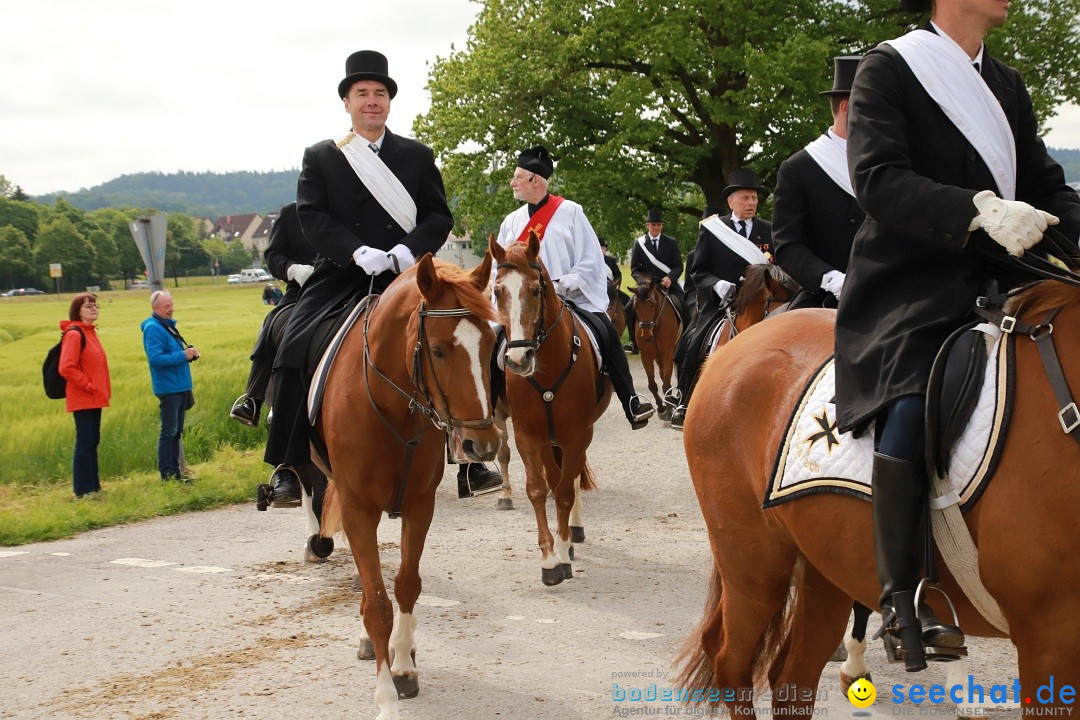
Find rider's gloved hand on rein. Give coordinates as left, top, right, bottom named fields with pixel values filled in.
left=555, top=275, right=580, bottom=296
left=968, top=189, right=1059, bottom=257
left=287, top=263, right=315, bottom=287
left=386, top=244, right=415, bottom=274
left=820, top=270, right=845, bottom=299
left=353, top=246, right=395, bottom=275
left=713, top=279, right=736, bottom=304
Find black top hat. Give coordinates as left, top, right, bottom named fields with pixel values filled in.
left=820, top=56, right=862, bottom=97
left=517, top=145, right=554, bottom=179
left=900, top=0, right=931, bottom=11
left=338, top=50, right=398, bottom=99
left=597, top=236, right=608, bottom=247
left=721, top=169, right=767, bottom=202
left=646, top=210, right=664, bottom=223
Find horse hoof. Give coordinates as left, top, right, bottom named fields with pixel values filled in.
left=306, top=534, right=334, bottom=561
left=357, top=638, right=376, bottom=661
left=839, top=671, right=871, bottom=695
left=570, top=526, right=585, bottom=543
left=542, top=567, right=565, bottom=586
left=496, top=497, right=514, bottom=511
left=658, top=407, right=672, bottom=421
left=393, top=672, right=419, bottom=699
left=567, top=545, right=574, bottom=561
left=559, top=563, right=573, bottom=579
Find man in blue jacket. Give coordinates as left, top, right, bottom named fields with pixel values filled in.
left=141, top=291, right=199, bottom=482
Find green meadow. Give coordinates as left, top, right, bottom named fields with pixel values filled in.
left=0, top=282, right=277, bottom=544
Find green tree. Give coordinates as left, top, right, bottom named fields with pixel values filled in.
left=0, top=226, right=33, bottom=289
left=87, top=207, right=145, bottom=283
left=220, top=241, right=252, bottom=274
left=166, top=213, right=210, bottom=284
left=0, top=197, right=41, bottom=246
left=33, top=217, right=96, bottom=292
left=419, top=0, right=1080, bottom=257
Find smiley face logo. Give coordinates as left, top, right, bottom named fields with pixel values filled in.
left=847, top=677, right=876, bottom=708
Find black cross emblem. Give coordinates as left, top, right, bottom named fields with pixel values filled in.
left=804, top=407, right=841, bottom=454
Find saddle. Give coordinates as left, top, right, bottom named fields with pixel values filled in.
left=925, top=320, right=990, bottom=478
left=565, top=303, right=613, bottom=403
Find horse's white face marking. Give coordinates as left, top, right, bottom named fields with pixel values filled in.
left=389, top=610, right=418, bottom=674
left=500, top=270, right=531, bottom=367
left=453, top=319, right=488, bottom=417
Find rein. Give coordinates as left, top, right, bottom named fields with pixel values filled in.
left=361, top=285, right=495, bottom=518
left=496, top=260, right=579, bottom=446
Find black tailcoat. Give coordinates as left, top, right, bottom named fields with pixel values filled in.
left=772, top=147, right=865, bottom=305
left=275, top=128, right=453, bottom=371
left=630, top=233, right=684, bottom=300
left=264, top=202, right=318, bottom=307
left=688, top=215, right=773, bottom=317
left=835, top=36, right=1080, bottom=433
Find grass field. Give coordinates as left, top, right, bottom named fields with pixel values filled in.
left=0, top=282, right=277, bottom=543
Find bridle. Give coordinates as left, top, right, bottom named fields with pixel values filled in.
left=361, top=288, right=495, bottom=518
left=496, top=259, right=579, bottom=446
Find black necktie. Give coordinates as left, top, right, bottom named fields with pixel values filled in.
left=738, top=221, right=749, bottom=238
left=369, top=142, right=379, bottom=155
left=973, top=62, right=980, bottom=74
left=649, top=237, right=658, bottom=254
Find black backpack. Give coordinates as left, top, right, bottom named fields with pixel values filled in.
left=43, top=326, right=85, bottom=399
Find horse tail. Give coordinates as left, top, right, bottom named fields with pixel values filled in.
left=579, top=460, right=597, bottom=492
left=673, top=564, right=722, bottom=703
left=319, top=480, right=342, bottom=539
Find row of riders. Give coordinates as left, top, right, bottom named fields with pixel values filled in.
left=222, top=0, right=1080, bottom=710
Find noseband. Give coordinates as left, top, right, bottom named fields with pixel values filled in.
left=497, top=261, right=565, bottom=350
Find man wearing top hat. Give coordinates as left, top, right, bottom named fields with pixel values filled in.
left=666, top=170, right=773, bottom=429
left=262, top=50, right=502, bottom=506
left=772, top=56, right=865, bottom=310
left=495, top=146, right=655, bottom=429
left=626, top=210, right=687, bottom=351
left=837, top=0, right=1079, bottom=671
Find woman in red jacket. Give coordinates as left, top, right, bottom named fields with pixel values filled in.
left=59, top=293, right=111, bottom=497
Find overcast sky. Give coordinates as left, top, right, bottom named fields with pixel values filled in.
left=3, top=0, right=1079, bottom=197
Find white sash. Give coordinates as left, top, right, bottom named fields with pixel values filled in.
left=700, top=216, right=768, bottom=266
left=635, top=235, right=672, bottom=275
left=884, top=30, right=1016, bottom=200
left=337, top=132, right=418, bottom=231
left=804, top=133, right=854, bottom=197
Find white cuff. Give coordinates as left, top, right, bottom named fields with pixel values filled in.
left=713, top=279, right=735, bottom=298
left=387, top=244, right=415, bottom=274
left=820, top=270, right=844, bottom=292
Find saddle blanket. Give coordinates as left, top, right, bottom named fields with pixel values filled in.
left=307, top=296, right=374, bottom=425
left=495, top=316, right=602, bottom=372
left=763, top=332, right=1010, bottom=511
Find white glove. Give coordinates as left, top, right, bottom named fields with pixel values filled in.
left=286, top=263, right=314, bottom=288
left=352, top=246, right=394, bottom=275
left=556, top=275, right=579, bottom=295
left=820, top=270, right=845, bottom=299
left=968, top=189, right=1059, bottom=257
left=713, top=279, right=736, bottom=303
left=386, top=244, right=415, bottom=274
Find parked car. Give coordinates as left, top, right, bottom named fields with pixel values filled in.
left=130, top=280, right=150, bottom=289
left=227, top=274, right=242, bottom=284
left=1, top=287, right=45, bottom=296
left=239, top=268, right=274, bottom=283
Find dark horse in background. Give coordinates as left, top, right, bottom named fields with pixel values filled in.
left=314, top=254, right=500, bottom=720
left=630, top=278, right=681, bottom=421
left=676, top=277, right=1080, bottom=717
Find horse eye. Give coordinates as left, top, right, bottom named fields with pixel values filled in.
left=531, top=286, right=540, bottom=297
left=431, top=346, right=445, bottom=359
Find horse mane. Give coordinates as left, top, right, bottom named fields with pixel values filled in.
left=732, top=264, right=798, bottom=316
left=633, top=280, right=654, bottom=302
left=430, top=260, right=498, bottom=325
left=1004, top=279, right=1080, bottom=321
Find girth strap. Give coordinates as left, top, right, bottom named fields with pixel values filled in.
left=525, top=318, right=581, bottom=446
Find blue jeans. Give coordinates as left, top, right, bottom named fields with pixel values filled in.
left=73, top=408, right=102, bottom=496
left=157, top=392, right=187, bottom=478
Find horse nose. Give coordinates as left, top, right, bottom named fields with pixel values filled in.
left=505, top=348, right=536, bottom=375
left=462, top=434, right=500, bottom=462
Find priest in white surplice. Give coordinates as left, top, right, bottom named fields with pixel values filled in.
left=835, top=0, right=1080, bottom=672
left=496, top=146, right=655, bottom=429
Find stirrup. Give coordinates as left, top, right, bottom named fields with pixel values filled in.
left=915, top=580, right=967, bottom=662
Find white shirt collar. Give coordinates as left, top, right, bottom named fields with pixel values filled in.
left=930, top=21, right=984, bottom=67
left=731, top=213, right=752, bottom=228
left=366, top=132, right=386, bottom=152
left=827, top=128, right=847, bottom=148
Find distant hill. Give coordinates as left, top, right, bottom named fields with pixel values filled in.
left=35, top=169, right=299, bottom=217
left=1049, top=147, right=1080, bottom=184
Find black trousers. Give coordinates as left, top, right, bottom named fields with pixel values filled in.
left=244, top=302, right=295, bottom=402
left=591, top=311, right=637, bottom=413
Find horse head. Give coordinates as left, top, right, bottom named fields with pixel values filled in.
left=632, top=277, right=663, bottom=341
left=490, top=231, right=559, bottom=376
left=411, top=252, right=501, bottom=461
left=732, top=264, right=799, bottom=331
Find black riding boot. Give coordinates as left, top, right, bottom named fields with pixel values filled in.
left=229, top=394, right=261, bottom=427
left=269, top=465, right=302, bottom=508
left=592, top=312, right=653, bottom=428
left=623, top=304, right=638, bottom=353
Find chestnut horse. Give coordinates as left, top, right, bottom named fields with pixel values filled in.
left=708, top=263, right=798, bottom=353
left=677, top=279, right=1080, bottom=716
left=489, top=232, right=612, bottom=586
left=607, top=281, right=627, bottom=339
left=631, top=279, right=681, bottom=420
left=315, top=253, right=500, bottom=720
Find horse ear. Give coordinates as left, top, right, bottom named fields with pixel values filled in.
left=471, top=250, right=493, bottom=289
left=488, top=233, right=505, bottom=264
left=527, top=230, right=540, bottom=259
left=628, top=286, right=637, bottom=294
left=416, top=253, right=441, bottom=299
